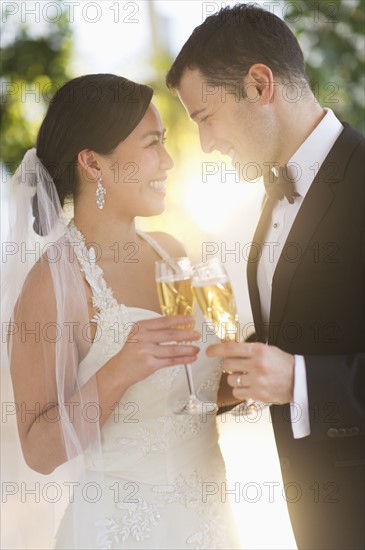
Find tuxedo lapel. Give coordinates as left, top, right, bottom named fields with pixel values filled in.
left=269, top=178, right=335, bottom=339
left=269, top=124, right=360, bottom=342
left=247, top=196, right=274, bottom=333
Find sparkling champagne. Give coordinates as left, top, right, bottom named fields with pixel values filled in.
left=192, top=278, right=238, bottom=340
left=156, top=278, right=195, bottom=320
left=155, top=257, right=214, bottom=415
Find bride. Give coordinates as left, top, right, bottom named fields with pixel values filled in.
left=2, top=74, right=241, bottom=549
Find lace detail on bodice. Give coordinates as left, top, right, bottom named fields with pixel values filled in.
left=67, top=220, right=131, bottom=360
left=148, top=363, right=182, bottom=389
left=152, top=465, right=229, bottom=549
left=198, top=361, right=222, bottom=395
left=95, top=499, right=162, bottom=549
left=114, top=414, right=205, bottom=458
left=94, top=462, right=230, bottom=550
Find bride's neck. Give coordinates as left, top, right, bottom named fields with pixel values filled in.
left=73, top=210, right=139, bottom=249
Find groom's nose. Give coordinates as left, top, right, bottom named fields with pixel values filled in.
left=199, top=126, right=215, bottom=154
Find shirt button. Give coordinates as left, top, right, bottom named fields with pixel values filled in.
left=273, top=222, right=279, bottom=229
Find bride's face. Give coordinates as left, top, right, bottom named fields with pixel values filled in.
left=98, top=104, right=174, bottom=217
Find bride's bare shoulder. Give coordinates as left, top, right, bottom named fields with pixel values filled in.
left=147, top=231, right=187, bottom=257
left=14, top=236, right=80, bottom=319
left=14, top=256, right=56, bottom=319
left=19, top=235, right=81, bottom=297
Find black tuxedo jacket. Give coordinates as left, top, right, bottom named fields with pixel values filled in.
left=247, top=124, right=365, bottom=550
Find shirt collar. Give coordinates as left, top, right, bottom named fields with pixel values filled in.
left=286, top=109, right=344, bottom=199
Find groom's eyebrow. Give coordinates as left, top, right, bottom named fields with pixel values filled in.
left=190, top=108, right=207, bottom=121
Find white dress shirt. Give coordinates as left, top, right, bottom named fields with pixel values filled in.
left=257, top=109, right=344, bottom=438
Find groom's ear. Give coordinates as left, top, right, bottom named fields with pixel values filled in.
left=77, top=149, right=100, bottom=180
left=245, top=64, right=275, bottom=105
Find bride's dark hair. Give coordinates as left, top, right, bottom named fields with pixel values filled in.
left=33, top=74, right=153, bottom=233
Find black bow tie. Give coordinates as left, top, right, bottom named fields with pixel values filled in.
left=263, top=166, right=300, bottom=204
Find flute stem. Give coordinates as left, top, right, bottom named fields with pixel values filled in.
left=184, top=364, right=195, bottom=396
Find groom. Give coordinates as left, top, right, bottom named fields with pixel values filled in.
left=166, top=4, right=364, bottom=550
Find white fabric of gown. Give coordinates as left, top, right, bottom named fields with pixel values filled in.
left=54, top=220, right=241, bottom=550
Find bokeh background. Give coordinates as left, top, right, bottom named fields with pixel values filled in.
left=1, top=1, right=364, bottom=548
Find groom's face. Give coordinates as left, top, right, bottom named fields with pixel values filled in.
left=178, top=68, right=276, bottom=181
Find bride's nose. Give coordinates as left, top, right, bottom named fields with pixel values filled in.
left=160, top=147, right=174, bottom=170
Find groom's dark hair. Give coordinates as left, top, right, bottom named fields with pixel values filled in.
left=166, top=3, right=310, bottom=91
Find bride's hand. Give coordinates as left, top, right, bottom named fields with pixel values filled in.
left=113, top=315, right=200, bottom=386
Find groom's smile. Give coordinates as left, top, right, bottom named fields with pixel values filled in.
left=177, top=67, right=282, bottom=182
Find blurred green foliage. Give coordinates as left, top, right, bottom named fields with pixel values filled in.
left=285, top=0, right=365, bottom=133
left=0, top=4, right=72, bottom=170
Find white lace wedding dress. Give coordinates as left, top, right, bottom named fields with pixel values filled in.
left=54, top=220, right=241, bottom=550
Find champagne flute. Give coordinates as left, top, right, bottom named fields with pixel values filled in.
left=192, top=257, right=259, bottom=416
left=155, top=257, right=217, bottom=415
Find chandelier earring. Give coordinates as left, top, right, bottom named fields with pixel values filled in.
left=95, top=172, right=106, bottom=209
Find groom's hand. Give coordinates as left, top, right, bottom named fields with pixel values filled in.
left=207, top=342, right=295, bottom=404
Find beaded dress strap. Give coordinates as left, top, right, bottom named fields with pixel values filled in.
left=136, top=230, right=172, bottom=262
left=66, top=219, right=118, bottom=311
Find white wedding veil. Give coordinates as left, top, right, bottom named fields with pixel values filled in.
left=1, top=147, right=102, bottom=549
left=1, top=74, right=154, bottom=549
